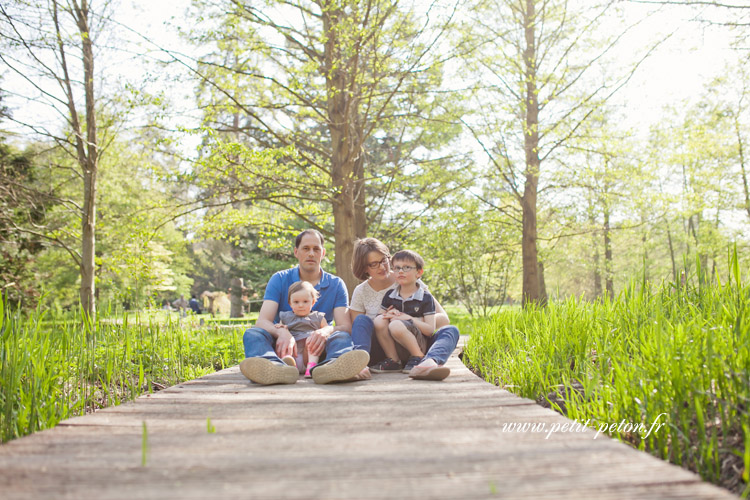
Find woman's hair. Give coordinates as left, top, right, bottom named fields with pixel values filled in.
left=287, top=280, right=319, bottom=303
left=351, top=238, right=391, bottom=281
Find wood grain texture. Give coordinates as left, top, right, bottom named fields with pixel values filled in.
left=0, top=337, right=737, bottom=499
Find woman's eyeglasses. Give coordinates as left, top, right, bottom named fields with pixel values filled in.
left=367, top=257, right=390, bottom=269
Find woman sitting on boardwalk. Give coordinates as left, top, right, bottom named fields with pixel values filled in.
left=349, top=238, right=460, bottom=381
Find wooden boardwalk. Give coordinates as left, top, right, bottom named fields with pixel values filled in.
left=0, top=342, right=737, bottom=499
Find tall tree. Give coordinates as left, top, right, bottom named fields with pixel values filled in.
left=185, top=0, right=464, bottom=291
left=462, top=0, right=658, bottom=306
left=0, top=0, right=108, bottom=316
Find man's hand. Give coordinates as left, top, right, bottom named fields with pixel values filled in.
left=274, top=327, right=296, bottom=358
left=306, top=329, right=328, bottom=357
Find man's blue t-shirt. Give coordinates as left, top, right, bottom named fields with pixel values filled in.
left=263, top=266, right=349, bottom=324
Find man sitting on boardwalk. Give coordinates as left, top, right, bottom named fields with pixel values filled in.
left=240, top=229, right=370, bottom=385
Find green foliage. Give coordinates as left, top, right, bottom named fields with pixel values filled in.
left=0, top=304, right=246, bottom=443
left=185, top=0, right=466, bottom=265
left=0, top=140, right=50, bottom=307
left=413, top=197, right=519, bottom=316
left=95, top=137, right=195, bottom=309
left=464, top=249, right=750, bottom=495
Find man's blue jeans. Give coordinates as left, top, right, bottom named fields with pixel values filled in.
left=350, top=314, right=460, bottom=365
left=242, top=327, right=355, bottom=365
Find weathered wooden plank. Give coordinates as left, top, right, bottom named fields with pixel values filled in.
left=0, top=346, right=737, bottom=500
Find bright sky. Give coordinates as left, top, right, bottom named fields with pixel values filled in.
left=617, top=11, right=737, bottom=130
left=1, top=0, right=742, bottom=147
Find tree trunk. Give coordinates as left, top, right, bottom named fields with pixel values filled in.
left=323, top=1, right=360, bottom=295
left=592, top=217, right=602, bottom=298
left=229, top=277, right=246, bottom=318
left=537, top=260, right=548, bottom=305
left=80, top=169, right=96, bottom=316
left=666, top=219, right=677, bottom=284
left=353, top=159, right=367, bottom=239
left=735, top=116, right=750, bottom=221
left=603, top=204, right=613, bottom=298
left=521, top=0, right=541, bottom=307
left=641, top=213, right=649, bottom=284
left=56, top=0, right=98, bottom=318
left=353, top=116, right=368, bottom=239
left=80, top=0, right=97, bottom=318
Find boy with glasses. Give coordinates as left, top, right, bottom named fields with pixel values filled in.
left=371, top=250, right=437, bottom=374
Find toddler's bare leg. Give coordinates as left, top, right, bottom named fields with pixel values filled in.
left=388, top=320, right=424, bottom=357
left=306, top=341, right=319, bottom=364
left=288, top=339, right=305, bottom=374
left=303, top=339, right=319, bottom=378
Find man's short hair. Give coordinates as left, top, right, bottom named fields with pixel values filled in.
left=287, top=280, right=319, bottom=303
left=391, top=250, right=425, bottom=271
left=295, top=229, right=325, bottom=248
left=352, top=238, right=391, bottom=281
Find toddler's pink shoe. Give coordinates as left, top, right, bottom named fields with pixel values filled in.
left=304, top=362, right=317, bottom=378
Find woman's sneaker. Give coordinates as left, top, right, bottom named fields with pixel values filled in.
left=402, top=356, right=424, bottom=374
left=370, top=357, right=402, bottom=373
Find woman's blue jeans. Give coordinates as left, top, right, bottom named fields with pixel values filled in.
left=242, top=327, right=354, bottom=365
left=351, top=314, right=460, bottom=365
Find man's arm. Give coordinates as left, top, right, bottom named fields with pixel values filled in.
left=254, top=300, right=282, bottom=334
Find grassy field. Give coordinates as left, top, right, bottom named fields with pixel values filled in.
left=0, top=305, right=253, bottom=443
left=463, top=259, right=750, bottom=496
left=5, top=276, right=748, bottom=496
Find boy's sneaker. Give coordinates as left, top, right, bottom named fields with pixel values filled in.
left=370, top=357, right=403, bottom=373
left=311, top=350, right=369, bottom=384
left=402, top=356, right=424, bottom=374
left=240, top=357, right=298, bottom=385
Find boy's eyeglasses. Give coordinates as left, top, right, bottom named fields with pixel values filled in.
left=393, top=265, right=416, bottom=273
left=367, top=258, right=390, bottom=269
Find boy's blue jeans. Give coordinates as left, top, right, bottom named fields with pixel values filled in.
left=242, top=327, right=354, bottom=365
left=351, top=314, right=460, bottom=365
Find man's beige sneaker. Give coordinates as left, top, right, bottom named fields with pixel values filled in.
left=311, top=350, right=369, bottom=385
left=240, top=357, right=299, bottom=385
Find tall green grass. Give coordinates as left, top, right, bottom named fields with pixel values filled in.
left=0, top=302, right=246, bottom=443
left=464, top=253, right=750, bottom=496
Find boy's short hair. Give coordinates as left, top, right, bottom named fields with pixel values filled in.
left=391, top=250, right=425, bottom=271
left=287, top=281, right=319, bottom=303
left=295, top=229, right=325, bottom=248
left=352, top=238, right=391, bottom=281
